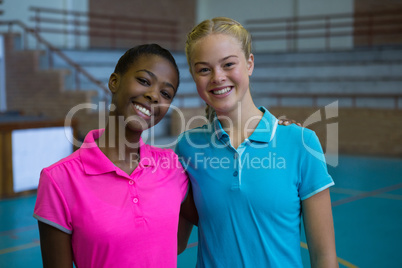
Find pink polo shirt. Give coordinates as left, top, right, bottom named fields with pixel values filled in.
left=33, top=129, right=188, bottom=268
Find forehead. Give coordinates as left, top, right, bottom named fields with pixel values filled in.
left=129, top=54, right=179, bottom=86
left=191, top=34, right=243, bottom=63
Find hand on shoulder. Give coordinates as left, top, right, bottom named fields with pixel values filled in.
left=278, top=118, right=302, bottom=127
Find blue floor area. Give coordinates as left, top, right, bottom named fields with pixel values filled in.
left=1, top=155, right=401, bottom=267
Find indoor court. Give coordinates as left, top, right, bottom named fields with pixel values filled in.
left=1, top=155, right=401, bottom=267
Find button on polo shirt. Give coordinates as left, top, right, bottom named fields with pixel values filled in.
left=175, top=107, right=334, bottom=268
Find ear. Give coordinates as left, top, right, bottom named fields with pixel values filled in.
left=247, top=53, right=254, bottom=76
left=108, top=73, right=120, bottom=93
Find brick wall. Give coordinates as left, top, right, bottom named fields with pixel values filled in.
left=88, top=0, right=196, bottom=52
left=171, top=107, right=402, bottom=157
left=354, top=0, right=402, bottom=47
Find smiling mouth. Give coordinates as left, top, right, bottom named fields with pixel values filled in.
left=134, top=104, right=151, bottom=116
left=211, top=87, right=232, bottom=95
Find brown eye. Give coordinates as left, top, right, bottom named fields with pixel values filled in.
left=161, top=90, right=173, bottom=100
left=137, top=78, right=150, bottom=86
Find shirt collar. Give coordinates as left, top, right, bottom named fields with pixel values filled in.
left=212, top=107, right=278, bottom=143
left=80, top=129, right=155, bottom=175
left=248, top=107, right=278, bottom=143
left=137, top=140, right=155, bottom=168
left=213, top=117, right=229, bottom=141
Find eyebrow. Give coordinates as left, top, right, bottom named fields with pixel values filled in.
left=194, top=55, right=238, bottom=67
left=136, top=69, right=176, bottom=91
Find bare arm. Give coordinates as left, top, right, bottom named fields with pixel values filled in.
left=38, top=221, right=74, bottom=268
left=177, top=185, right=198, bottom=254
left=302, top=188, right=338, bottom=268
left=177, top=214, right=193, bottom=255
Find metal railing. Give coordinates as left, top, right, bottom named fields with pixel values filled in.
left=246, top=9, right=402, bottom=52
left=29, top=6, right=180, bottom=50
left=0, top=20, right=109, bottom=98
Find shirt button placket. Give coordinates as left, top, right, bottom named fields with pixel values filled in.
left=129, top=181, right=139, bottom=204
left=231, top=151, right=241, bottom=190
left=128, top=180, right=139, bottom=205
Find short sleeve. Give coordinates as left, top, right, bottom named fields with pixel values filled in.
left=33, top=169, right=72, bottom=234
left=299, top=131, right=334, bottom=200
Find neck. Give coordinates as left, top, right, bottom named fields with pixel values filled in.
left=216, top=91, right=263, bottom=148
left=97, top=119, right=142, bottom=164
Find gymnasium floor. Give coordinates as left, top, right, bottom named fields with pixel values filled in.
left=1, top=154, right=401, bottom=268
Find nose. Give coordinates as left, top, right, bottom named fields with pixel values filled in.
left=144, top=87, right=159, bottom=103
left=211, top=69, right=225, bottom=84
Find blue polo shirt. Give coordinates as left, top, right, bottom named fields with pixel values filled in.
left=175, top=107, right=334, bottom=268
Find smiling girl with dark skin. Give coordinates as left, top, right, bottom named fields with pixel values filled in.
left=34, top=44, right=189, bottom=268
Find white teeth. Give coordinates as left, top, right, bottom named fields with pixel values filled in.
left=212, top=87, right=231, bottom=95
left=134, top=104, right=151, bottom=116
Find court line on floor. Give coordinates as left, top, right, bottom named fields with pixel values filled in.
left=0, top=224, right=37, bottom=237
left=0, top=241, right=40, bottom=255
left=187, top=241, right=358, bottom=267
left=187, top=242, right=198, bottom=248
left=300, top=242, right=358, bottom=268
left=330, top=187, right=402, bottom=201
left=3, top=237, right=359, bottom=267
left=332, top=182, right=402, bottom=207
